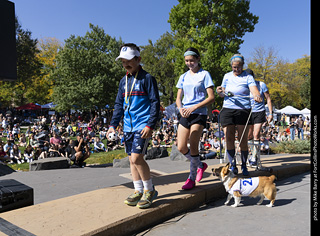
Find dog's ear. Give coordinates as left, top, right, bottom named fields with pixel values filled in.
left=225, top=162, right=230, bottom=168
left=222, top=165, right=230, bottom=175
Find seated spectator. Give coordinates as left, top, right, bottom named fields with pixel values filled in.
left=28, top=134, right=40, bottom=148
left=88, top=130, right=96, bottom=143
left=19, top=133, right=27, bottom=147
left=48, top=144, right=61, bottom=157
left=94, top=137, right=106, bottom=152
left=280, top=131, right=289, bottom=142
left=199, top=138, right=217, bottom=160
left=211, top=136, right=221, bottom=152
left=260, top=136, right=270, bottom=154
left=6, top=131, right=14, bottom=141
left=34, top=145, right=47, bottom=159
left=2, top=117, right=8, bottom=130
left=107, top=139, right=120, bottom=151
left=64, top=140, right=75, bottom=159
left=66, top=123, right=73, bottom=136
left=163, top=134, right=172, bottom=148
left=85, top=134, right=93, bottom=145
left=4, top=140, right=14, bottom=153
left=203, top=140, right=212, bottom=150
left=12, top=123, right=20, bottom=137
left=24, top=145, right=34, bottom=162
left=72, top=133, right=91, bottom=167
left=51, top=122, right=59, bottom=134
left=10, top=144, right=24, bottom=164
left=50, top=132, right=61, bottom=146
left=99, top=127, right=107, bottom=140
left=152, top=136, right=160, bottom=148
left=0, top=145, right=10, bottom=163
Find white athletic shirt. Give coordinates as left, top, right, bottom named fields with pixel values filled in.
left=228, top=177, right=259, bottom=196
left=221, top=71, right=256, bottom=109
left=176, top=68, right=214, bottom=115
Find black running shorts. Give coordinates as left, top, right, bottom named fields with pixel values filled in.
left=220, top=108, right=252, bottom=126
left=251, top=110, right=266, bottom=124
left=179, top=114, right=207, bottom=129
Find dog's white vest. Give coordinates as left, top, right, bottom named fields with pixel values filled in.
left=228, top=177, right=259, bottom=196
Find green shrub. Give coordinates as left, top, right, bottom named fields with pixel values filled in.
left=272, top=139, right=311, bottom=154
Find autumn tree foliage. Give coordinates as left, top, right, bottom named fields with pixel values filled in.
left=247, top=46, right=310, bottom=110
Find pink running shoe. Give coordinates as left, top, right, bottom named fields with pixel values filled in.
left=182, top=178, right=195, bottom=190
left=196, top=162, right=208, bottom=182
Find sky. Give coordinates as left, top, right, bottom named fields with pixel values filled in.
left=11, top=0, right=310, bottom=62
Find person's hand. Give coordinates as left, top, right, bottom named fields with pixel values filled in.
left=254, top=95, right=262, bottom=103
left=180, top=106, right=196, bottom=118
left=267, top=114, right=273, bottom=123
left=216, top=86, right=225, bottom=98
left=106, top=127, right=115, bottom=141
left=141, top=126, right=152, bottom=139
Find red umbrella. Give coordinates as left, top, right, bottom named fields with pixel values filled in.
left=16, top=103, right=41, bottom=110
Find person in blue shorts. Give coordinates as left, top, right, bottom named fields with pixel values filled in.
left=176, top=47, right=215, bottom=190
left=107, top=43, right=160, bottom=209
left=216, top=54, right=262, bottom=176
left=245, top=69, right=273, bottom=166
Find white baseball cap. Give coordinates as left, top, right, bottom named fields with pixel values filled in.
left=115, top=46, right=140, bottom=61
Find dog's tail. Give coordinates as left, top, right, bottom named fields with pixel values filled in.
left=269, top=175, right=277, bottom=182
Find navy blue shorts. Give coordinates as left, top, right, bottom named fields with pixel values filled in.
left=123, top=130, right=150, bottom=155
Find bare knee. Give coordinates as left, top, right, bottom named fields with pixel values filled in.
left=177, top=146, right=188, bottom=155
left=129, top=154, right=145, bottom=165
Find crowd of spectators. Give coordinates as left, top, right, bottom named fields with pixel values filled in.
left=0, top=110, right=122, bottom=167
left=0, top=109, right=311, bottom=167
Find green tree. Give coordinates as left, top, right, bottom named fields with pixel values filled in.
left=141, top=32, right=176, bottom=106
left=168, top=0, right=259, bottom=108
left=52, top=24, right=124, bottom=112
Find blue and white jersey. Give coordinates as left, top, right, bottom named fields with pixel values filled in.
left=250, top=81, right=268, bottom=112
left=110, top=68, right=160, bottom=133
left=176, top=68, right=214, bottom=115
left=228, top=177, right=259, bottom=196
left=221, top=71, right=256, bottom=109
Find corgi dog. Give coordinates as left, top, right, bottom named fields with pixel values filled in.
left=212, top=163, right=276, bottom=207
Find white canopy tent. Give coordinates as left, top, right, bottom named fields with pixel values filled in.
left=300, top=108, right=311, bottom=118
left=275, top=105, right=302, bottom=115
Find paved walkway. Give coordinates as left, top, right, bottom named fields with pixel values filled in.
left=0, top=153, right=311, bottom=236
left=138, top=172, right=311, bottom=236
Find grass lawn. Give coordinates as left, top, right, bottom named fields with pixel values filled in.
left=85, top=148, right=127, bottom=165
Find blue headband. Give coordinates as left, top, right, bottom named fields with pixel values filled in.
left=184, top=51, right=199, bottom=57
left=230, top=55, right=244, bottom=62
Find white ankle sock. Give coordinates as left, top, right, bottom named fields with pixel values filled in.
left=133, top=180, right=143, bottom=193
left=142, top=179, right=154, bottom=191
